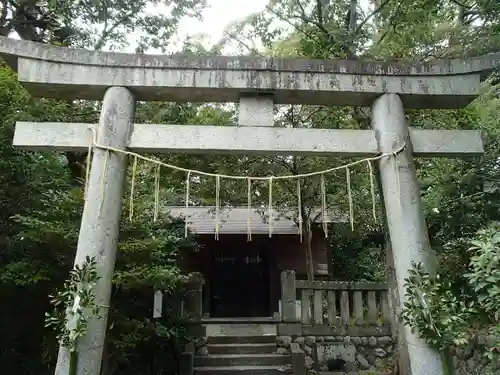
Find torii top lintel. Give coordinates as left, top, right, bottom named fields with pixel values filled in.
left=1, top=36, right=499, bottom=109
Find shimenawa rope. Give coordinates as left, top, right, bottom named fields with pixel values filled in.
left=85, top=126, right=407, bottom=239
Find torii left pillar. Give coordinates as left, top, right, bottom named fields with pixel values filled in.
left=55, top=87, right=136, bottom=375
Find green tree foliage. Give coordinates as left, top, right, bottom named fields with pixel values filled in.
left=0, top=0, right=206, bottom=51
left=401, top=262, right=476, bottom=350
left=0, top=0, right=208, bottom=373
left=401, top=262, right=476, bottom=375
left=401, top=223, right=500, bottom=372
left=466, top=224, right=500, bottom=359
left=2, top=0, right=500, bottom=373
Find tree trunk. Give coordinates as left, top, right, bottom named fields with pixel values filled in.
left=304, top=218, right=315, bottom=281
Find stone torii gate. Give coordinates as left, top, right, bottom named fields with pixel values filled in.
left=1, top=36, right=496, bottom=375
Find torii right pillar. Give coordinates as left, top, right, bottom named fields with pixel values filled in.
left=371, top=93, right=441, bottom=375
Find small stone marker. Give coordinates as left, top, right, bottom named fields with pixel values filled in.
left=153, top=290, right=163, bottom=318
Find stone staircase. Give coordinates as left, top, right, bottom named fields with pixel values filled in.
left=194, top=327, right=291, bottom=375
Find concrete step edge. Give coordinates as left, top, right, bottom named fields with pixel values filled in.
left=195, top=366, right=284, bottom=370
left=207, top=342, right=276, bottom=348
left=196, top=354, right=287, bottom=358
left=207, top=335, right=277, bottom=343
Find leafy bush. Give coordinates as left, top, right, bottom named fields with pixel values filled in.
left=401, top=262, right=476, bottom=351
left=466, top=224, right=500, bottom=359
left=401, top=224, right=500, bottom=374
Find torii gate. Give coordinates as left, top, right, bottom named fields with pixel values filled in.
left=1, top=36, right=497, bottom=375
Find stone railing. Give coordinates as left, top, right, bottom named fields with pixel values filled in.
left=278, top=270, right=396, bottom=372
left=279, top=270, right=391, bottom=337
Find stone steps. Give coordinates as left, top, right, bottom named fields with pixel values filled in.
left=207, top=335, right=276, bottom=345
left=194, top=365, right=288, bottom=375
left=207, top=343, right=277, bottom=355
left=195, top=354, right=289, bottom=367
left=195, top=325, right=290, bottom=375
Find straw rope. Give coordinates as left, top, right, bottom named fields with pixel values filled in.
left=247, top=178, right=252, bottom=242
left=85, top=126, right=407, bottom=239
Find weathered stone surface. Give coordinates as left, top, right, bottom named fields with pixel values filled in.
left=277, top=347, right=289, bottom=355
left=280, top=270, right=296, bottom=322
left=295, top=337, right=305, bottom=346
left=305, top=336, right=316, bottom=346
left=451, top=332, right=499, bottom=375
left=1, top=36, right=496, bottom=76
left=238, top=96, right=274, bottom=127
left=1, top=36, right=494, bottom=108
left=372, top=93, right=445, bottom=375
left=305, top=356, right=314, bottom=369
left=53, top=86, right=135, bottom=375
left=303, top=345, right=312, bottom=356
left=356, top=354, right=371, bottom=369
left=466, top=358, right=476, bottom=371
left=195, top=346, right=208, bottom=356
left=195, top=337, right=208, bottom=348
left=280, top=334, right=419, bottom=374
left=14, top=121, right=484, bottom=159
left=368, top=336, right=378, bottom=347
left=378, top=336, right=392, bottom=346
left=320, top=343, right=356, bottom=364
left=366, top=354, right=377, bottom=365
left=374, top=348, right=387, bottom=358
left=277, top=335, right=292, bottom=348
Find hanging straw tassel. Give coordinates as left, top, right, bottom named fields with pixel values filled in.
left=98, top=149, right=110, bottom=216
left=129, top=155, right=138, bottom=222
left=268, top=177, right=273, bottom=238
left=297, top=178, right=303, bottom=243
left=215, top=175, right=220, bottom=241
left=366, top=160, right=377, bottom=223
left=393, top=152, right=402, bottom=213
left=184, top=171, right=191, bottom=238
left=84, top=138, right=93, bottom=201
left=320, top=174, right=328, bottom=238
left=153, top=164, right=161, bottom=222
left=247, top=178, right=252, bottom=242
left=346, top=166, right=354, bottom=231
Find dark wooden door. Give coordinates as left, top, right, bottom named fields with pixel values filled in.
left=210, top=253, right=269, bottom=317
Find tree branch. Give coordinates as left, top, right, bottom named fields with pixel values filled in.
left=353, top=0, right=391, bottom=36
left=374, top=0, right=405, bottom=47
left=264, top=4, right=332, bottom=56
left=94, top=12, right=133, bottom=51
left=449, top=0, right=474, bottom=9
left=223, top=30, right=263, bottom=56
left=315, top=0, right=323, bottom=26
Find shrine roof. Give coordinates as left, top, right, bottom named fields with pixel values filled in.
left=166, top=206, right=346, bottom=235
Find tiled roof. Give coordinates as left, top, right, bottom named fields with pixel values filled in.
left=165, top=206, right=346, bottom=235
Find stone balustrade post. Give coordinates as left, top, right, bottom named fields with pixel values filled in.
left=290, top=343, right=306, bottom=375
left=281, top=270, right=297, bottom=322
